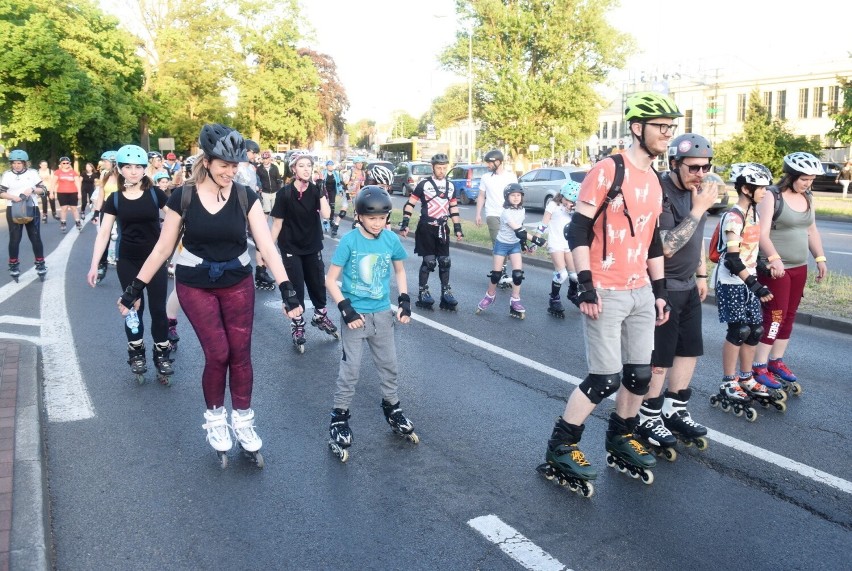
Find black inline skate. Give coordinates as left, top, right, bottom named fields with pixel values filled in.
left=254, top=265, right=275, bottom=291
left=75, top=219, right=82, bottom=232
left=96, top=261, right=108, bottom=284
left=152, top=343, right=174, bottom=386
left=34, top=258, right=47, bottom=282
left=291, top=317, right=306, bottom=354
left=636, top=396, right=678, bottom=462
left=439, top=286, right=458, bottom=311
left=330, top=221, right=340, bottom=238
left=8, top=259, right=20, bottom=283
left=167, top=318, right=180, bottom=352
left=60, top=220, right=67, bottom=233
left=605, top=413, right=656, bottom=484
left=311, top=308, right=339, bottom=340
left=547, top=292, right=565, bottom=318
left=740, top=374, right=786, bottom=413
left=328, top=408, right=353, bottom=462
left=536, top=418, right=597, bottom=497
left=415, top=285, right=434, bottom=310
left=710, top=378, right=758, bottom=421
left=381, top=400, right=419, bottom=444
left=127, top=341, right=147, bottom=385
left=566, top=278, right=579, bottom=306
left=662, top=388, right=709, bottom=450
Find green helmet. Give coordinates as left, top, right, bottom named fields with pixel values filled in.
left=625, top=91, right=683, bottom=122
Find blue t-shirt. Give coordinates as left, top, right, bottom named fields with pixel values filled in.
left=331, top=229, right=407, bottom=314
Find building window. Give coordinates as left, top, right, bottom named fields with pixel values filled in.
left=776, top=90, right=786, bottom=120
left=602, top=122, right=608, bottom=139
left=799, top=88, right=809, bottom=119
left=684, top=109, right=693, bottom=134
left=828, top=86, right=841, bottom=114
left=763, top=91, right=773, bottom=117
left=813, top=86, right=824, bottom=118
left=737, top=93, right=747, bottom=121
left=612, top=121, right=618, bottom=140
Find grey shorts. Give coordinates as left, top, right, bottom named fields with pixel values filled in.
left=486, top=216, right=501, bottom=244
left=583, top=286, right=655, bottom=375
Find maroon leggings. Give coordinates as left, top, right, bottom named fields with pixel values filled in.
left=176, top=275, right=255, bottom=409
left=758, top=264, right=807, bottom=344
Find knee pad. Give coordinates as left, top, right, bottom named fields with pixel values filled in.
left=512, top=269, right=525, bottom=285
left=489, top=270, right=502, bottom=285
left=437, top=256, right=451, bottom=270
left=726, top=322, right=751, bottom=346
left=552, top=269, right=568, bottom=285
left=745, top=324, right=764, bottom=346
left=579, top=373, right=621, bottom=405
left=622, top=364, right=652, bottom=396
left=422, top=256, right=437, bottom=272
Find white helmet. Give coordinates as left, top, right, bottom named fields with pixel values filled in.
left=730, top=162, right=772, bottom=186
left=783, top=152, right=824, bottom=176
left=369, top=164, right=394, bottom=185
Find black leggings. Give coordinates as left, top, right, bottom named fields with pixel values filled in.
left=6, top=206, right=45, bottom=260
left=40, top=193, right=57, bottom=216
left=282, top=250, right=327, bottom=311
left=81, top=186, right=95, bottom=214
left=117, top=257, right=169, bottom=344
left=327, top=189, right=337, bottom=219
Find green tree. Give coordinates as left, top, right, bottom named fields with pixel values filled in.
left=0, top=0, right=143, bottom=161
left=346, top=119, right=375, bottom=150
left=424, top=84, right=469, bottom=130
left=828, top=74, right=852, bottom=145
left=440, top=0, right=632, bottom=162
left=390, top=111, right=420, bottom=139
left=299, top=48, right=349, bottom=143
left=714, top=90, right=822, bottom=178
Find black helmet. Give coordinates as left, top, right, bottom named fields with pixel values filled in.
left=199, top=123, right=248, bottom=163
left=355, top=185, right=393, bottom=215
left=431, top=153, right=450, bottom=165
left=484, top=149, right=504, bottom=162
left=245, top=139, right=260, bottom=154
left=147, top=151, right=162, bottom=160
left=503, top=182, right=525, bottom=200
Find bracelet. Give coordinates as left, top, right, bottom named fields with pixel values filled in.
left=767, top=254, right=781, bottom=262
left=814, top=256, right=827, bottom=263
left=695, top=274, right=708, bottom=279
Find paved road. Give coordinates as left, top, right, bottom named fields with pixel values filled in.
left=1, top=216, right=851, bottom=570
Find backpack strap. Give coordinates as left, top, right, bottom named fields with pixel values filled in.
left=589, top=154, right=633, bottom=261
left=769, top=185, right=811, bottom=230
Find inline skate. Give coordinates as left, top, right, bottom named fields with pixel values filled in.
left=254, top=265, right=275, bottom=291
left=127, top=341, right=147, bottom=385
left=291, top=317, right=306, bottom=354
left=536, top=418, right=597, bottom=497
left=41, top=213, right=48, bottom=223
left=605, top=413, right=656, bottom=484
left=636, top=396, right=678, bottom=462
left=152, top=343, right=174, bottom=386
left=231, top=408, right=264, bottom=467
left=329, top=221, right=340, bottom=238
left=662, top=388, right=708, bottom=450
left=475, top=291, right=496, bottom=314
left=8, top=259, right=20, bottom=283
left=509, top=296, right=526, bottom=319
left=60, top=220, right=67, bottom=233
left=35, top=258, right=47, bottom=282
left=96, top=261, right=108, bottom=284
left=328, top=408, right=353, bottom=462
left=710, top=377, right=758, bottom=421
left=415, top=285, right=434, bottom=310
left=75, top=219, right=82, bottom=232
left=381, top=400, right=419, bottom=444
left=547, top=292, right=565, bottom=318
left=167, top=318, right=180, bottom=352
left=310, top=308, right=339, bottom=340
left=566, top=278, right=579, bottom=306
left=202, top=407, right=232, bottom=468
left=439, top=286, right=458, bottom=311
left=767, top=358, right=802, bottom=396
left=498, top=266, right=512, bottom=289
left=740, top=374, right=786, bottom=413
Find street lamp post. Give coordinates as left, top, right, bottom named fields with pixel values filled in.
left=467, top=25, right=474, bottom=163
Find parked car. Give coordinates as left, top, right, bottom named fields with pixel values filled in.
left=812, top=162, right=843, bottom=192
left=448, top=164, right=489, bottom=204
left=390, top=161, right=432, bottom=196
left=518, top=167, right=587, bottom=211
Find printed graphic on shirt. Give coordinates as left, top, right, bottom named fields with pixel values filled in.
left=349, top=250, right=392, bottom=300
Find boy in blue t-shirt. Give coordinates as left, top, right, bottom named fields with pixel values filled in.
left=324, top=185, right=416, bottom=462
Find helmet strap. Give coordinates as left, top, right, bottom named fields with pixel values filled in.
left=356, top=215, right=382, bottom=239
left=672, top=162, right=687, bottom=190
left=637, top=123, right=656, bottom=159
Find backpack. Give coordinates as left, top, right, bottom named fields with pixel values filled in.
left=708, top=208, right=745, bottom=263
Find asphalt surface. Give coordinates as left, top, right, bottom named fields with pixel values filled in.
left=1, top=213, right=851, bottom=570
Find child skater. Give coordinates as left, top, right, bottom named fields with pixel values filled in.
left=537, top=179, right=580, bottom=317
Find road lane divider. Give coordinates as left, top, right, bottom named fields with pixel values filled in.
left=468, top=515, right=571, bottom=571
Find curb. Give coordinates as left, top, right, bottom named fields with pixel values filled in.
left=9, top=342, right=51, bottom=570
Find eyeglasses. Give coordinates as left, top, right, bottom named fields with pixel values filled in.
left=486, top=159, right=496, bottom=163
left=683, top=163, right=712, bottom=174
left=645, top=122, right=678, bottom=135
left=60, top=162, right=70, bottom=165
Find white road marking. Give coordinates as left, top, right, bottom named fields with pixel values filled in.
left=0, top=315, right=42, bottom=326
left=0, top=333, right=41, bottom=344
left=827, top=250, right=852, bottom=256
left=41, top=230, right=95, bottom=422
left=408, top=311, right=852, bottom=495
left=468, top=515, right=571, bottom=571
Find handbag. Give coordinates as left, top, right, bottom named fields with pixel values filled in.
left=10, top=196, right=36, bottom=224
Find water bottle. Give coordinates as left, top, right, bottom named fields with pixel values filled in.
left=125, top=308, right=140, bottom=334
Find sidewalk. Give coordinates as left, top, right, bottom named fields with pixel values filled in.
left=0, top=341, right=50, bottom=571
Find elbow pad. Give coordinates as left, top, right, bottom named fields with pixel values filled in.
left=723, top=251, right=747, bottom=275
left=648, top=227, right=663, bottom=258
left=567, top=213, right=593, bottom=249
left=514, top=228, right=528, bottom=242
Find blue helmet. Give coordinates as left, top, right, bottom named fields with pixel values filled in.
left=153, top=172, right=170, bottom=183
left=116, top=145, right=149, bottom=166
left=9, top=149, right=29, bottom=162
left=560, top=180, right=581, bottom=203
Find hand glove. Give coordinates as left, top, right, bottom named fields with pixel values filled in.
left=279, top=281, right=301, bottom=312
left=399, top=216, right=410, bottom=232
left=120, top=278, right=148, bottom=309
left=453, top=222, right=463, bottom=237
left=338, top=298, right=362, bottom=324
left=398, top=293, right=411, bottom=317
left=651, top=278, right=671, bottom=313
left=572, top=270, right=597, bottom=308
left=745, top=275, right=771, bottom=298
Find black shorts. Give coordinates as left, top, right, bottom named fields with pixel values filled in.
left=651, top=287, right=703, bottom=368
left=57, top=193, right=78, bottom=207
left=413, top=223, right=450, bottom=257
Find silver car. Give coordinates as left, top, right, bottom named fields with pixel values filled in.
left=391, top=161, right=432, bottom=196
left=518, top=167, right=587, bottom=211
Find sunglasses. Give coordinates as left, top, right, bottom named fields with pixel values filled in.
left=683, top=163, right=712, bottom=174
left=60, top=162, right=70, bottom=165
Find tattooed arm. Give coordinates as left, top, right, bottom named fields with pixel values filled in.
left=660, top=213, right=700, bottom=258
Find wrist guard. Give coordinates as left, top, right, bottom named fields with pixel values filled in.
left=573, top=270, right=597, bottom=307
left=651, top=277, right=671, bottom=312
left=453, top=222, right=463, bottom=237
left=531, top=235, right=546, bottom=247
left=745, top=275, right=771, bottom=297
left=514, top=228, right=528, bottom=242
left=399, top=216, right=410, bottom=231
left=278, top=281, right=300, bottom=312
left=398, top=293, right=411, bottom=317
left=338, top=298, right=361, bottom=324
left=120, top=278, right=148, bottom=309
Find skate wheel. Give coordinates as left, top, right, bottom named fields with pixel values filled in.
left=331, top=332, right=340, bottom=340
left=628, top=468, right=639, bottom=479
left=475, top=308, right=482, bottom=315
left=135, top=374, right=146, bottom=386
left=734, top=407, right=744, bottom=417
left=217, top=451, right=228, bottom=469
left=695, top=437, right=709, bottom=451
left=254, top=452, right=265, bottom=468
left=580, top=482, right=595, bottom=498
left=745, top=407, right=758, bottom=422
left=720, top=401, right=730, bottom=413
left=682, top=439, right=693, bottom=448
left=774, top=390, right=788, bottom=403
left=158, top=375, right=172, bottom=387
left=790, top=382, right=802, bottom=396
left=406, top=432, right=420, bottom=445
left=709, top=396, right=719, bottom=408
left=640, top=470, right=654, bottom=485
left=296, top=344, right=305, bottom=354
left=662, top=447, right=677, bottom=462
left=774, top=401, right=787, bottom=413
left=605, top=454, right=616, bottom=468
left=535, top=463, right=555, bottom=480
